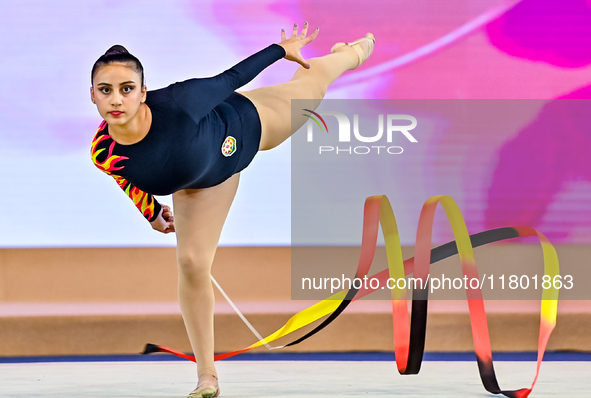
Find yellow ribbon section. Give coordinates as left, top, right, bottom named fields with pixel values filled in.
left=239, top=194, right=559, bottom=354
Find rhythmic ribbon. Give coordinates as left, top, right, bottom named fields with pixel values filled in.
left=143, top=194, right=559, bottom=398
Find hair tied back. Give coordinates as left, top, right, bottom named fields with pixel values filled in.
left=104, top=44, right=129, bottom=56
left=92, top=44, right=144, bottom=86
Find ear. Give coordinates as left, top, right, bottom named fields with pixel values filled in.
left=90, top=87, right=96, bottom=104
left=141, top=85, right=148, bottom=103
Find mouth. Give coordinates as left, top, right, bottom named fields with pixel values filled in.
left=109, top=111, right=124, bottom=116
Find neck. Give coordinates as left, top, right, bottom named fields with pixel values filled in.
left=108, top=103, right=151, bottom=143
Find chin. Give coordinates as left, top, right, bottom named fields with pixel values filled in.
left=106, top=114, right=126, bottom=123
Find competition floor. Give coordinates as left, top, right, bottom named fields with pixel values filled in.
left=1, top=353, right=590, bottom=397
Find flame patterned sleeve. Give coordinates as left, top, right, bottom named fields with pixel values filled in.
left=91, top=125, right=162, bottom=223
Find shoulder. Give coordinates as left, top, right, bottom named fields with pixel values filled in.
left=90, top=120, right=111, bottom=158
left=145, top=85, right=174, bottom=107
left=163, top=78, right=203, bottom=116
left=145, top=83, right=189, bottom=119
left=90, top=121, right=120, bottom=161
left=91, top=120, right=109, bottom=144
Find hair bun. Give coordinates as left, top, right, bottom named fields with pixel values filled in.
left=104, top=44, right=129, bottom=56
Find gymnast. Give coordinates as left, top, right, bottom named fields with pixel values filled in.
left=90, top=23, right=374, bottom=398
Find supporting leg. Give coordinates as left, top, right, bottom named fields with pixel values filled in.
left=172, top=173, right=241, bottom=397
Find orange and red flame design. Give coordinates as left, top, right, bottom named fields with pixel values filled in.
left=90, top=121, right=158, bottom=221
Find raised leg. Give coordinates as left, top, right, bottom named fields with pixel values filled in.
left=239, top=34, right=374, bottom=151
left=172, top=173, right=241, bottom=397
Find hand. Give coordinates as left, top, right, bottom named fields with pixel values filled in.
left=278, top=22, right=319, bottom=69
left=150, top=204, right=175, bottom=234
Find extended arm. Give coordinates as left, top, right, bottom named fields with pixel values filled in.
left=172, top=23, right=319, bottom=122
left=171, top=44, right=286, bottom=122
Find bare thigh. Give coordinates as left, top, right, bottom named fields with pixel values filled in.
left=237, top=50, right=356, bottom=151
left=172, top=173, right=241, bottom=273
left=238, top=83, right=322, bottom=151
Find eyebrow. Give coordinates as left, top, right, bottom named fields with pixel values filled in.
left=97, top=81, right=136, bottom=86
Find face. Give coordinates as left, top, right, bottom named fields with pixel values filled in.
left=90, top=62, right=146, bottom=125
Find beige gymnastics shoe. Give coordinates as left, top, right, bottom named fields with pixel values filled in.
left=330, top=33, right=375, bottom=68
left=187, top=374, right=219, bottom=398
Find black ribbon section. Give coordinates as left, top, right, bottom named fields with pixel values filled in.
left=285, top=226, right=523, bottom=393
left=142, top=344, right=160, bottom=355
left=146, top=227, right=531, bottom=397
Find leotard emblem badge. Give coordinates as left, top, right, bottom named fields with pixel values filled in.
left=221, top=136, right=237, bottom=157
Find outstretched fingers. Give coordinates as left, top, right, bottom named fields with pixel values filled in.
left=280, top=22, right=318, bottom=43
left=305, top=27, right=319, bottom=44
left=278, top=22, right=320, bottom=69
left=299, top=21, right=308, bottom=38
left=291, top=23, right=299, bottom=38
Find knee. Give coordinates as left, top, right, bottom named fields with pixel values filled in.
left=177, top=252, right=213, bottom=285
left=313, top=84, right=328, bottom=100
left=292, top=79, right=327, bottom=101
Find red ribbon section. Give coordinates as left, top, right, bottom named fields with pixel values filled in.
left=143, top=195, right=559, bottom=397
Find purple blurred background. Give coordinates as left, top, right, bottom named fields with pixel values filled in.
left=0, top=0, right=590, bottom=247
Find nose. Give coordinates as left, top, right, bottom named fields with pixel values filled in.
left=111, top=90, right=122, bottom=106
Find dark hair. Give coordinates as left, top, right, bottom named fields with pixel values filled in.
left=91, top=45, right=145, bottom=86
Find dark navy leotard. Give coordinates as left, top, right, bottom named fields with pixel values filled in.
left=91, top=44, right=286, bottom=222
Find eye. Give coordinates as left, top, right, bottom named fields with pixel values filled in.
left=123, top=86, right=133, bottom=93
left=100, top=87, right=110, bottom=94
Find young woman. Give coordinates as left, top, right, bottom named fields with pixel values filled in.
left=90, top=23, right=374, bottom=398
